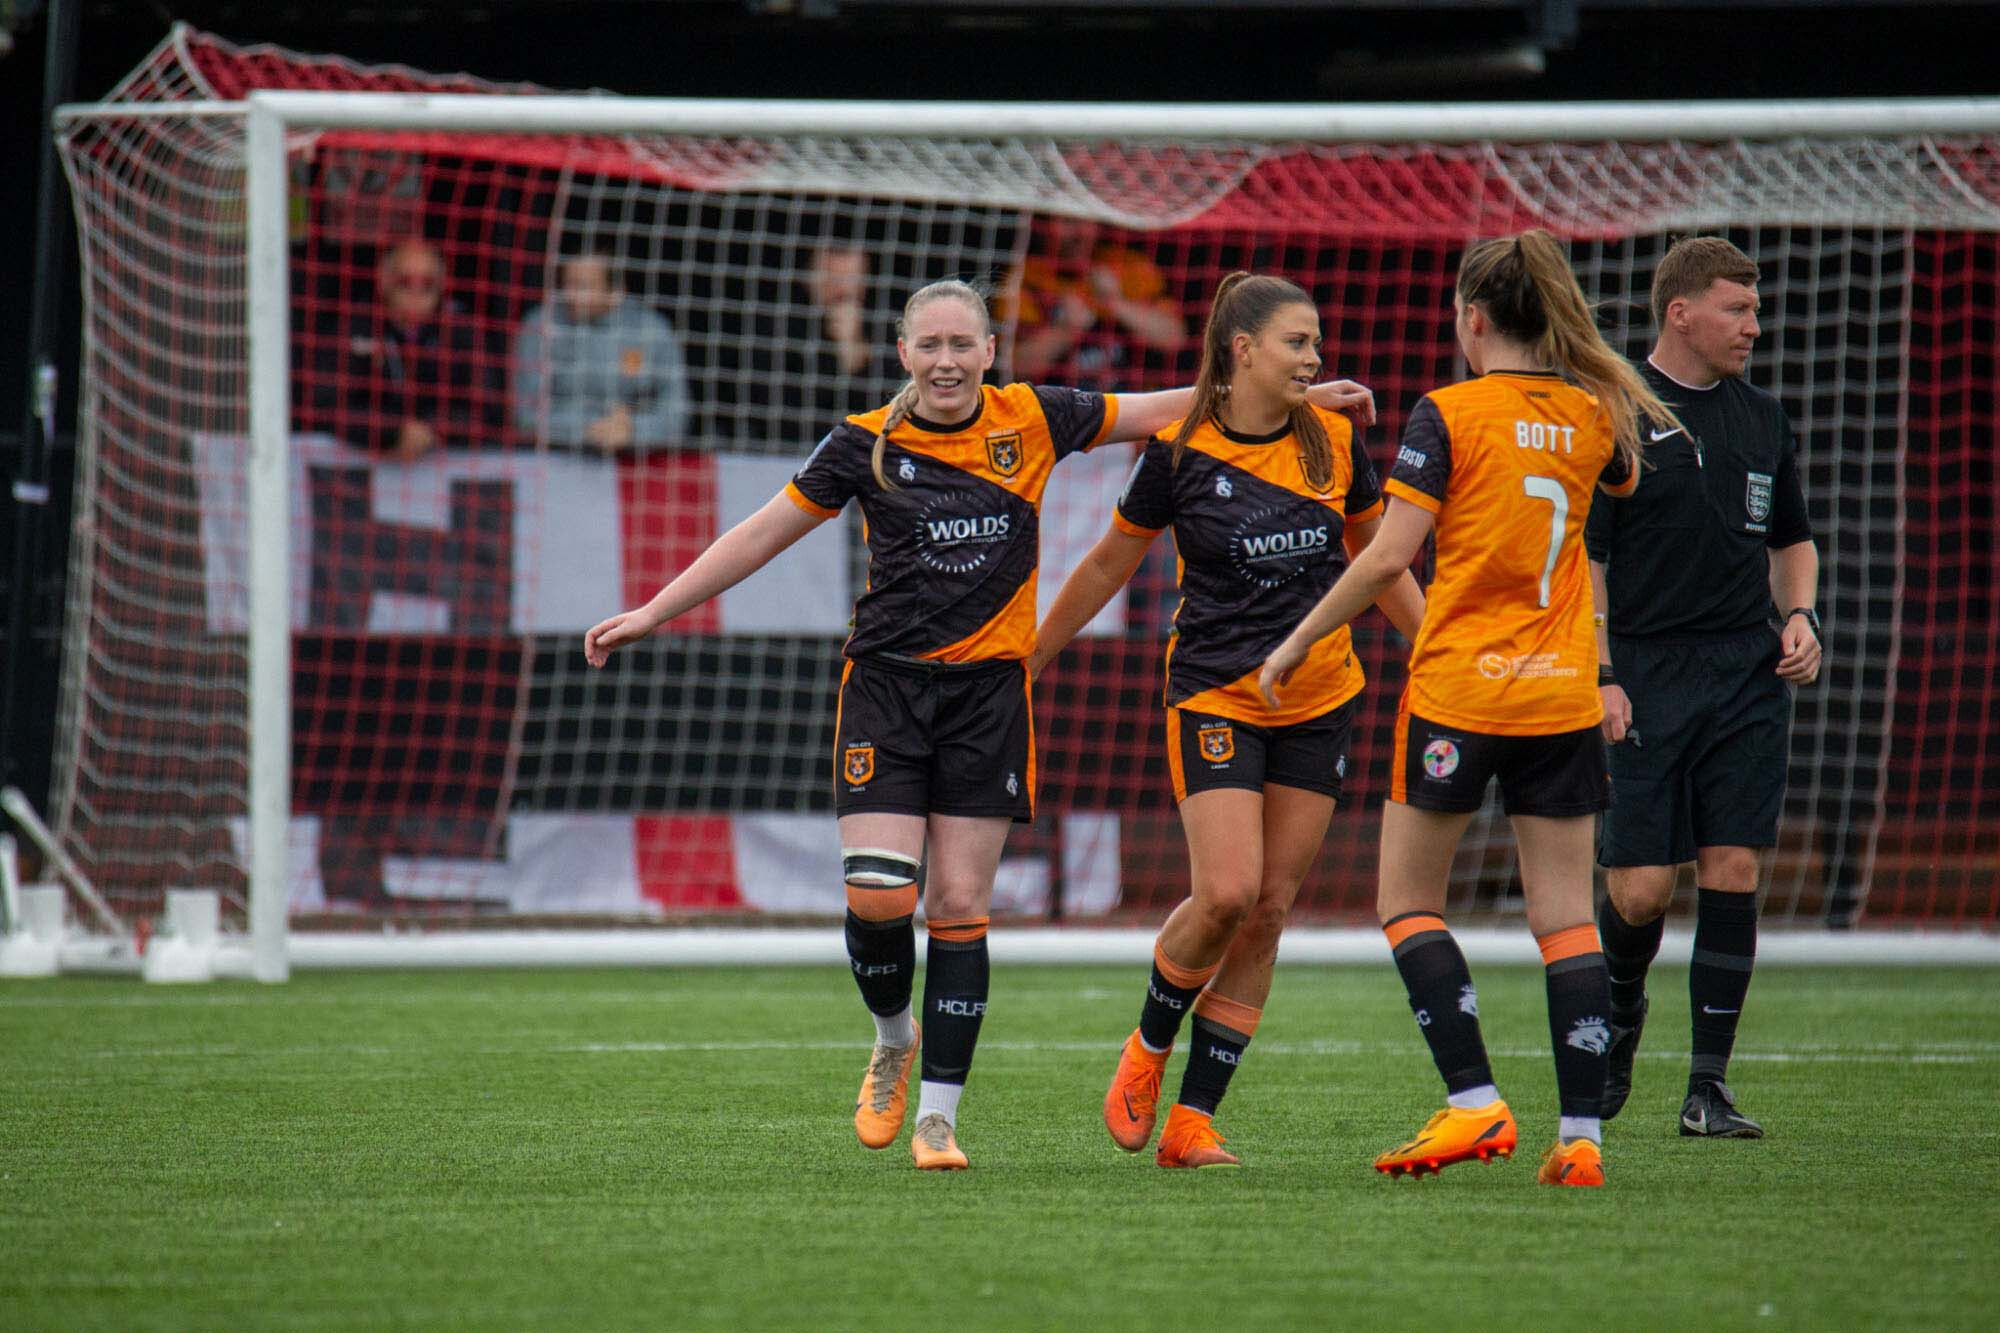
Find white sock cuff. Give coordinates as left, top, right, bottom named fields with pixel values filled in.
left=873, top=1006, right=915, bottom=1048
left=1559, top=1115, right=1603, bottom=1145
left=915, top=1079, right=964, bottom=1127
left=1447, top=1084, right=1501, bottom=1110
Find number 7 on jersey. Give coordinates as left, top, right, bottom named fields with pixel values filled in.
left=1522, top=475, right=1569, bottom=609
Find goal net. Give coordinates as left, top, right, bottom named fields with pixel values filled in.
left=48, top=26, right=2000, bottom=959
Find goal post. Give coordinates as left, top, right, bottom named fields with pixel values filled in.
left=47, top=37, right=2000, bottom=977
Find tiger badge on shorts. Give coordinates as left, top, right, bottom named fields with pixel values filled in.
left=844, top=745, right=875, bottom=786
left=1198, top=722, right=1235, bottom=765
left=985, top=431, right=1023, bottom=479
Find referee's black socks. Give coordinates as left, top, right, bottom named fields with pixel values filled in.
left=1597, top=894, right=1665, bottom=1023
left=1689, top=887, right=1758, bottom=1088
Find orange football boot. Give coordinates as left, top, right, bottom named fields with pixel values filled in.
left=1104, top=1029, right=1170, bottom=1152
left=1154, top=1105, right=1241, bottom=1169
left=853, top=1024, right=920, bottom=1149
left=1536, top=1138, right=1605, bottom=1187
left=1374, top=1101, right=1518, bottom=1178
left=911, top=1112, right=969, bottom=1170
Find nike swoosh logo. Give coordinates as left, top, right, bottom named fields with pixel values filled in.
left=1684, top=1111, right=1706, bottom=1131
left=1649, top=427, right=1682, bottom=441
left=1701, top=1005, right=1739, bottom=1015
left=1122, top=1092, right=1141, bottom=1122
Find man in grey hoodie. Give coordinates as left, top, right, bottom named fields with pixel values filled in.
left=512, top=239, right=691, bottom=452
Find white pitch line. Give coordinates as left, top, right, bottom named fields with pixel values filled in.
left=66, top=1038, right=2000, bottom=1064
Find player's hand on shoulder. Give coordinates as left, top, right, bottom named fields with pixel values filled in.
left=1307, top=379, right=1376, bottom=429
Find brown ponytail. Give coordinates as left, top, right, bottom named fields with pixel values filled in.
left=1458, top=229, right=1684, bottom=478
left=871, top=278, right=992, bottom=489
left=1172, top=271, right=1333, bottom=490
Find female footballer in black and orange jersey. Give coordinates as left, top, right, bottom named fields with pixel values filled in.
left=585, top=276, right=1373, bottom=1171
left=1030, top=273, right=1423, bottom=1169
left=1260, top=232, right=1684, bottom=1188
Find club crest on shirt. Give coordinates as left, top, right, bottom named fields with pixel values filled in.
left=620, top=346, right=644, bottom=376
left=1198, top=722, right=1235, bottom=764
left=843, top=745, right=875, bottom=786
left=1745, top=471, right=1773, bottom=528
left=985, top=430, right=1023, bottom=479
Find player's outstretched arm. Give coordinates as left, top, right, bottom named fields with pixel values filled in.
left=1260, top=497, right=1432, bottom=708
left=1027, top=525, right=1154, bottom=680
left=584, top=493, right=826, bottom=667
left=1342, top=512, right=1425, bottom=641
left=1098, top=379, right=1376, bottom=446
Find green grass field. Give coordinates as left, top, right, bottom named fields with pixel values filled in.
left=4, top=962, right=1996, bottom=1330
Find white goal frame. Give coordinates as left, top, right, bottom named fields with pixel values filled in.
left=47, top=89, right=2000, bottom=979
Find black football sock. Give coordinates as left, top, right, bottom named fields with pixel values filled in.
left=1385, top=912, right=1495, bottom=1098
left=844, top=910, right=915, bottom=1019
left=1689, top=887, right=1757, bottom=1088
left=1597, top=894, right=1665, bottom=1023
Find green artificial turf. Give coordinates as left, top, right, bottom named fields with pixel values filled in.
left=3, top=964, right=1996, bottom=1330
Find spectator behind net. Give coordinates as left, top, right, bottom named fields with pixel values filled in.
left=512, top=237, right=692, bottom=453
left=305, top=238, right=503, bottom=462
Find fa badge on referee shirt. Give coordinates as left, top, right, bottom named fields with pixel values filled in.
left=1746, top=471, right=1773, bottom=525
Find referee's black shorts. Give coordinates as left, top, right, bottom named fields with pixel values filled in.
left=1599, top=625, right=1793, bottom=867
left=833, top=654, right=1035, bottom=823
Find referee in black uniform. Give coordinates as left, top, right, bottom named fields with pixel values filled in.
left=1586, top=236, right=1822, bottom=1139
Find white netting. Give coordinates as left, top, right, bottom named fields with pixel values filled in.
left=46, top=26, right=2000, bottom=933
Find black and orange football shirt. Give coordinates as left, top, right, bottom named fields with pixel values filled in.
left=1115, top=405, right=1384, bottom=725
left=786, top=382, right=1119, bottom=662
left=1386, top=369, right=1634, bottom=735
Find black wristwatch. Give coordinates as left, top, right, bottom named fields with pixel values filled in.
left=1786, top=606, right=1821, bottom=636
